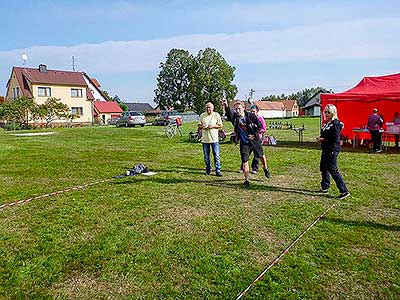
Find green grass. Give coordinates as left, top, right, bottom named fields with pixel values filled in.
left=0, top=119, right=399, bottom=299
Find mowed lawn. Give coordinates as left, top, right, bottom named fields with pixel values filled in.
left=0, top=118, right=399, bottom=300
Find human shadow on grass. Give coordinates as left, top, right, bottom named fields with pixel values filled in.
left=112, top=175, right=331, bottom=198
left=323, top=217, right=400, bottom=232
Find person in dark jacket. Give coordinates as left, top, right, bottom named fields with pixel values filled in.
left=221, top=99, right=270, bottom=188
left=367, top=108, right=384, bottom=153
left=317, top=104, right=350, bottom=200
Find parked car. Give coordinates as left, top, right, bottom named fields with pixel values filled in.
left=116, top=111, right=146, bottom=127
left=153, top=110, right=182, bottom=126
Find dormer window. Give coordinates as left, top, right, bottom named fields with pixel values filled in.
left=38, top=87, right=51, bottom=97
left=71, top=88, right=83, bottom=98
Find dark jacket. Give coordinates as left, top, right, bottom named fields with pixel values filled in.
left=320, top=119, right=343, bottom=153
left=225, top=105, right=262, bottom=144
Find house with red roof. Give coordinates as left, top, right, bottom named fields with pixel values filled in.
left=281, top=100, right=299, bottom=117
left=5, top=64, right=108, bottom=125
left=254, top=101, right=286, bottom=118
left=93, top=101, right=123, bottom=124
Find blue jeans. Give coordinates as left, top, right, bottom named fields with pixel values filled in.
left=202, top=143, right=221, bottom=173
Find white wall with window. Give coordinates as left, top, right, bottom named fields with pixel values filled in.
left=71, top=107, right=83, bottom=116
left=38, top=87, right=51, bottom=97
left=71, top=88, right=83, bottom=98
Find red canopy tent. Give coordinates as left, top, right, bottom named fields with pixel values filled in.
left=320, top=73, right=400, bottom=140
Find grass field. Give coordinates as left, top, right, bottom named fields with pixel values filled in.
left=0, top=118, right=399, bottom=299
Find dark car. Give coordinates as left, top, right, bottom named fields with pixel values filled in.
left=153, top=110, right=182, bottom=126
left=116, top=111, right=146, bottom=127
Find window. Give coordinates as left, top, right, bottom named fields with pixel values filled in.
left=71, top=107, right=83, bottom=116
left=71, top=88, right=83, bottom=98
left=38, top=87, right=51, bottom=97
left=12, top=87, right=20, bottom=100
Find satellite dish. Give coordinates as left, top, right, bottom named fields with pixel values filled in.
left=21, top=53, right=28, bottom=65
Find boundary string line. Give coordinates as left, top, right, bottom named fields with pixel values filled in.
left=236, top=202, right=337, bottom=300
left=0, top=179, right=113, bottom=211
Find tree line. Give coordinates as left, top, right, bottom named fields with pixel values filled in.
left=261, top=87, right=331, bottom=107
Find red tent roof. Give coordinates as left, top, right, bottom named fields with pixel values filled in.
left=321, top=73, right=400, bottom=139
left=93, top=101, right=123, bottom=113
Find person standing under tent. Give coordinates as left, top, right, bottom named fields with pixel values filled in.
left=392, top=112, right=400, bottom=148
left=198, top=102, right=223, bottom=177
left=317, top=104, right=350, bottom=200
left=221, top=99, right=270, bottom=188
left=367, top=108, right=384, bottom=153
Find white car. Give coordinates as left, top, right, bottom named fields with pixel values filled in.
left=116, top=111, right=146, bottom=127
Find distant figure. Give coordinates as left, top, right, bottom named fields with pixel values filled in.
left=393, top=112, right=400, bottom=148
left=198, top=102, right=223, bottom=176
left=317, top=104, right=350, bottom=200
left=367, top=108, right=384, bottom=153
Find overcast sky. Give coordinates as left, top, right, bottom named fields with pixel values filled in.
left=1, top=0, right=400, bottom=104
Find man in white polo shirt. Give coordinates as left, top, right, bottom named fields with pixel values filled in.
left=198, top=102, right=223, bottom=176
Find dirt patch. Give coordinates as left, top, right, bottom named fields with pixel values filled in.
left=51, top=272, right=138, bottom=299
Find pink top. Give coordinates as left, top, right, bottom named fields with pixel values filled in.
left=258, top=115, right=267, bottom=139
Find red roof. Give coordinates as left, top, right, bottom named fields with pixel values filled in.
left=91, top=78, right=101, bottom=88
left=14, top=66, right=87, bottom=86
left=255, top=101, right=285, bottom=110
left=93, top=101, right=123, bottom=113
left=11, top=66, right=88, bottom=98
left=282, top=100, right=297, bottom=110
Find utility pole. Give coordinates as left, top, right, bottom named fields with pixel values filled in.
left=72, top=56, right=76, bottom=71
left=247, top=88, right=255, bottom=103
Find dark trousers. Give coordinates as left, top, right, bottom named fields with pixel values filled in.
left=370, top=130, right=382, bottom=151
left=320, top=151, right=347, bottom=193
left=251, top=157, right=259, bottom=171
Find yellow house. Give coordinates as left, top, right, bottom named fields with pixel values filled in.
left=5, top=64, right=108, bottom=125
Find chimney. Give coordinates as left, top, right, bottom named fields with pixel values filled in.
left=39, top=64, right=47, bottom=73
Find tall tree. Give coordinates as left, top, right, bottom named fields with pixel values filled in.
left=154, top=49, right=194, bottom=111
left=190, top=48, right=237, bottom=114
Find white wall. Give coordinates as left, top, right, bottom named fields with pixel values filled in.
left=259, top=110, right=285, bottom=119
left=83, top=76, right=107, bottom=101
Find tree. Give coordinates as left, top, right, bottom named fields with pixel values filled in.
left=40, top=97, right=70, bottom=127
left=154, top=49, right=194, bottom=111
left=113, top=95, right=121, bottom=103
left=0, top=96, right=36, bottom=127
left=190, top=48, right=237, bottom=114
left=119, top=102, right=129, bottom=111
left=261, top=87, right=329, bottom=107
left=101, top=90, right=113, bottom=101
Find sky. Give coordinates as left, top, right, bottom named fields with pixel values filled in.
left=1, top=0, right=400, bottom=105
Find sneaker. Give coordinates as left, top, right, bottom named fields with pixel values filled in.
left=251, top=170, right=258, bottom=174
left=263, top=168, right=271, bottom=178
left=375, top=149, right=383, bottom=153
left=337, top=191, right=351, bottom=200
left=216, top=172, right=223, bottom=177
left=205, top=170, right=211, bottom=175
left=243, top=180, right=250, bottom=188
left=318, top=189, right=329, bottom=194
